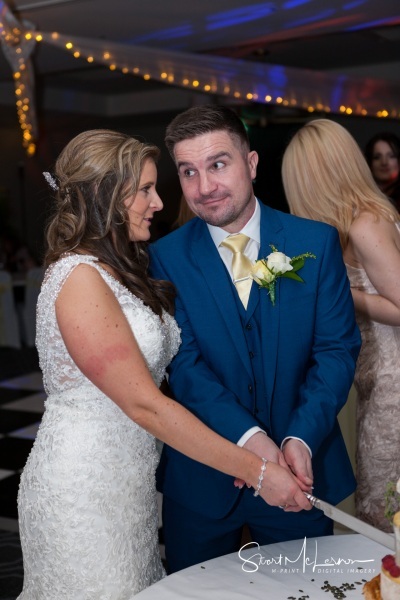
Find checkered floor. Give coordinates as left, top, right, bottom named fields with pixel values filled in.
left=0, top=362, right=165, bottom=563
left=0, top=371, right=45, bottom=532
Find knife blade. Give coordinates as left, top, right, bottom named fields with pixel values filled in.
left=305, top=493, right=395, bottom=551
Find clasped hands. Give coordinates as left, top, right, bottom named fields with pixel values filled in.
left=237, top=432, right=313, bottom=512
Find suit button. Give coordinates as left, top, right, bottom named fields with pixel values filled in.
left=246, top=324, right=252, bottom=330
left=248, top=385, right=253, bottom=393
left=249, top=351, right=254, bottom=359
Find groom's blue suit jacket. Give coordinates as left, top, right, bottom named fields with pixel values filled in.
left=149, top=202, right=360, bottom=518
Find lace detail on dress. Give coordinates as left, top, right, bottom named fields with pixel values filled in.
left=346, top=263, right=400, bottom=532
left=17, top=254, right=181, bottom=599
left=37, top=254, right=180, bottom=394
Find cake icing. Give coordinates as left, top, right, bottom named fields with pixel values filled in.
left=364, top=496, right=400, bottom=599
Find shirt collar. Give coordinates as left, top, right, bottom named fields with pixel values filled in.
left=207, top=198, right=261, bottom=248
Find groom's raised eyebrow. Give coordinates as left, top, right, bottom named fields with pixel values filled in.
left=177, top=151, right=233, bottom=169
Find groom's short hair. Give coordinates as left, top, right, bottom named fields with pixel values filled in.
left=165, top=104, right=250, bottom=159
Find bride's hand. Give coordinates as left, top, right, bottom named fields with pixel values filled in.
left=258, top=462, right=312, bottom=512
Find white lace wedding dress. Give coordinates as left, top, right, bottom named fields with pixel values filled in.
left=17, top=254, right=181, bottom=599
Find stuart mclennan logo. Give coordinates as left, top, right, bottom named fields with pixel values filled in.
left=238, top=539, right=376, bottom=575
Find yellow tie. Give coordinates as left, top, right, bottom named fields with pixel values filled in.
left=221, top=233, right=253, bottom=309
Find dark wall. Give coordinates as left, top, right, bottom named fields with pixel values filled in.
left=0, top=108, right=183, bottom=263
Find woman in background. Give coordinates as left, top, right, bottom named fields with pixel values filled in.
left=365, top=131, right=400, bottom=212
left=282, top=118, right=400, bottom=531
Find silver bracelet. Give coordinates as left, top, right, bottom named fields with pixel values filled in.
left=253, top=458, right=268, bottom=497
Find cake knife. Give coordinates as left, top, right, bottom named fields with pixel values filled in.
left=305, top=493, right=395, bottom=551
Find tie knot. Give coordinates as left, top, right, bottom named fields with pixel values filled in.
left=220, top=233, right=250, bottom=254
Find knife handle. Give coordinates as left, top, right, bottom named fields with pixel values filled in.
left=304, top=493, right=320, bottom=509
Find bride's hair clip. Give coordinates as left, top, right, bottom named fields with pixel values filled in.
left=43, top=171, right=59, bottom=191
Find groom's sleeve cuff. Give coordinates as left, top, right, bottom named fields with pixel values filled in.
left=237, top=426, right=266, bottom=447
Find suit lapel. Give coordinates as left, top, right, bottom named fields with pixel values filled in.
left=191, top=224, right=253, bottom=380
left=257, top=204, right=286, bottom=402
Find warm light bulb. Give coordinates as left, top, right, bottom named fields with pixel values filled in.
left=27, top=143, right=36, bottom=156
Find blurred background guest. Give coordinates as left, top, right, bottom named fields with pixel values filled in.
left=172, top=194, right=195, bottom=230
left=0, top=232, right=38, bottom=275
left=365, top=132, right=400, bottom=212
left=282, top=118, right=400, bottom=532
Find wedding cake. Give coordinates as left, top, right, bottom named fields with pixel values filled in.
left=363, top=512, right=400, bottom=600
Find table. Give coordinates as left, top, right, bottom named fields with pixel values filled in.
left=136, top=534, right=389, bottom=599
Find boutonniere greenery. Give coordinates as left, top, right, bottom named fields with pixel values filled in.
left=250, top=244, right=316, bottom=306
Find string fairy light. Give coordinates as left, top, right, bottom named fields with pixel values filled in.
left=35, top=28, right=400, bottom=122
left=0, top=2, right=38, bottom=155
left=1, top=2, right=400, bottom=155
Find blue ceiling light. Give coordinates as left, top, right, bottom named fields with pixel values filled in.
left=282, top=0, right=313, bottom=9
left=284, top=9, right=336, bottom=29
left=346, top=16, right=400, bottom=31
left=127, top=25, right=193, bottom=44
left=343, top=0, right=367, bottom=9
left=206, top=3, right=277, bottom=30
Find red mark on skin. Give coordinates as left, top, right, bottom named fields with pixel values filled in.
left=84, top=344, right=131, bottom=379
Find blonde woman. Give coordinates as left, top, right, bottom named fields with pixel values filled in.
left=282, top=118, right=400, bottom=531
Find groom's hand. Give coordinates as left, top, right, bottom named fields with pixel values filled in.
left=282, top=438, right=313, bottom=492
left=243, top=432, right=288, bottom=466
left=234, top=432, right=289, bottom=489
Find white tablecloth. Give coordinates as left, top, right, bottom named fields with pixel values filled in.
left=136, top=534, right=388, bottom=599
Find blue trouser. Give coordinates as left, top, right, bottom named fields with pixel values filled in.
left=162, top=487, right=333, bottom=573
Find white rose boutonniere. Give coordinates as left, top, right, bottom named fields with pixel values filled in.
left=251, top=244, right=316, bottom=306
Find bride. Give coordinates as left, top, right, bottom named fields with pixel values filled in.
left=17, top=129, right=311, bottom=599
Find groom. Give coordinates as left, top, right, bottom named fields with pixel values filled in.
left=149, top=105, right=360, bottom=573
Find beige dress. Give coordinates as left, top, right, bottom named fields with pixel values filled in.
left=347, top=264, right=400, bottom=532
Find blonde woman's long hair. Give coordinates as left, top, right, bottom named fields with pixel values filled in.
left=45, top=129, right=175, bottom=316
left=281, top=119, right=398, bottom=250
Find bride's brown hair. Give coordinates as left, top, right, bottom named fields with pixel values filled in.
left=45, top=129, right=175, bottom=317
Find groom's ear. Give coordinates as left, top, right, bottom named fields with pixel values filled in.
left=248, top=150, right=259, bottom=180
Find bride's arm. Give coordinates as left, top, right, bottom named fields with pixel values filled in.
left=55, top=263, right=311, bottom=511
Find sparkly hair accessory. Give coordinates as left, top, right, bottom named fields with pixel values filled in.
left=43, top=171, right=59, bottom=191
